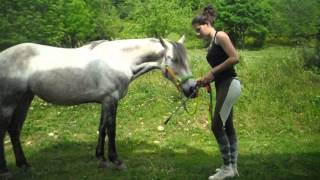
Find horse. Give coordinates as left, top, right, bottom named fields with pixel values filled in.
left=0, top=36, right=197, bottom=176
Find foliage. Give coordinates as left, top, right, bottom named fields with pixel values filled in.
left=244, top=25, right=268, bottom=48
left=217, top=0, right=271, bottom=48
left=62, top=0, right=95, bottom=47
left=0, top=0, right=121, bottom=48
left=85, top=0, right=122, bottom=40
left=129, top=0, right=192, bottom=37
left=302, top=32, right=320, bottom=73
left=0, top=0, right=319, bottom=49
left=268, top=0, right=320, bottom=45
left=0, top=0, right=65, bottom=48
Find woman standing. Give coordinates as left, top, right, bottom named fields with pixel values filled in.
left=192, top=5, right=241, bottom=180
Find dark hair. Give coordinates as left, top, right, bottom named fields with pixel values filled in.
left=192, top=5, right=218, bottom=25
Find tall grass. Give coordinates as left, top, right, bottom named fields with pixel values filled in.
left=3, top=46, right=320, bottom=179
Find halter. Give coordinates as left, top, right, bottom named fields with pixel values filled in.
left=164, top=65, right=193, bottom=91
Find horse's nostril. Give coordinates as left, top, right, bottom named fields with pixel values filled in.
left=190, top=85, right=198, bottom=92
left=189, top=87, right=198, bottom=98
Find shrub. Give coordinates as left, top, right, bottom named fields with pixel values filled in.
left=302, top=39, right=320, bottom=73
left=244, top=26, right=268, bottom=48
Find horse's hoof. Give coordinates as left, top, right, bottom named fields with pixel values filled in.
left=112, top=159, right=127, bottom=171
left=98, top=160, right=127, bottom=171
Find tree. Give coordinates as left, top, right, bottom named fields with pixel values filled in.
left=268, top=0, right=319, bottom=44
left=130, top=0, right=192, bottom=37
left=0, top=0, right=65, bottom=49
left=85, top=0, right=121, bottom=40
left=62, top=0, right=95, bottom=47
left=217, top=0, right=271, bottom=48
left=0, top=0, right=99, bottom=48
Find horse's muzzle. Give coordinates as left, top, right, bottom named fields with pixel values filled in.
left=181, top=80, right=198, bottom=98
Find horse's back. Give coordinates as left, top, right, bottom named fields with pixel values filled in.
left=0, top=43, right=38, bottom=73
left=0, top=43, right=93, bottom=76
left=0, top=43, right=89, bottom=93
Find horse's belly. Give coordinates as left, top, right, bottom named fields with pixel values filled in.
left=34, top=87, right=103, bottom=105
left=28, top=69, right=108, bottom=105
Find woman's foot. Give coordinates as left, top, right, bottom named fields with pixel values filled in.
left=209, top=165, right=235, bottom=180
left=215, top=164, right=239, bottom=176
left=232, top=164, right=239, bottom=176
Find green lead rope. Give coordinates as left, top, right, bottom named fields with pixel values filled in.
left=182, top=95, right=198, bottom=116
left=164, top=87, right=198, bottom=125
left=164, top=85, right=213, bottom=125
left=205, top=84, right=213, bottom=122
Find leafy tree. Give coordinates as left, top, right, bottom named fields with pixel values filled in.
left=217, top=0, right=271, bottom=48
left=62, top=0, right=95, bottom=47
left=181, top=0, right=217, bottom=11
left=303, top=25, right=320, bottom=72
left=111, top=0, right=135, bottom=19
left=130, top=0, right=192, bottom=37
left=85, top=0, right=121, bottom=40
left=0, top=0, right=65, bottom=49
left=268, top=0, right=319, bottom=44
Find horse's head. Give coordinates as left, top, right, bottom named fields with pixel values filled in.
left=159, top=36, right=197, bottom=98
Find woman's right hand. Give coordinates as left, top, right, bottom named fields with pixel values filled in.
left=196, top=72, right=215, bottom=87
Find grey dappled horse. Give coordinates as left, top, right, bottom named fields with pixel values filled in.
left=0, top=36, right=197, bottom=176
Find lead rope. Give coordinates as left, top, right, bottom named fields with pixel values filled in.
left=165, top=65, right=198, bottom=116
left=164, top=88, right=198, bottom=125
left=205, top=84, right=213, bottom=122
left=164, top=84, right=213, bottom=125
left=163, top=65, right=213, bottom=124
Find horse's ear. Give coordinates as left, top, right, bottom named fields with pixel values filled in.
left=159, top=37, right=168, bottom=49
left=178, top=35, right=185, bottom=44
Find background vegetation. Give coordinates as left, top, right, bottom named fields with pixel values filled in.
left=0, top=0, right=319, bottom=47
left=1, top=0, right=320, bottom=179
left=1, top=0, right=319, bottom=70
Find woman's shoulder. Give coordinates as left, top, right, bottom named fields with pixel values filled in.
left=215, top=31, right=231, bottom=45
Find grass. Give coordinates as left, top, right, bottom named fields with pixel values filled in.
left=3, top=46, right=320, bottom=179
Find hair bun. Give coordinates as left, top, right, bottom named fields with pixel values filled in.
left=203, top=5, right=213, bottom=13
left=202, top=5, right=217, bottom=24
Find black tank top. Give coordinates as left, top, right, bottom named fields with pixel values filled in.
left=206, top=31, right=237, bottom=83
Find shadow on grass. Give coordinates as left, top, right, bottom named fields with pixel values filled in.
left=7, top=140, right=320, bottom=180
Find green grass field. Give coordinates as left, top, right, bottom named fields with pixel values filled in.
left=4, top=46, right=320, bottom=179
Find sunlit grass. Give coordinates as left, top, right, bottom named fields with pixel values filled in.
left=3, top=46, right=320, bottom=179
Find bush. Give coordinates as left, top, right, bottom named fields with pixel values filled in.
left=244, top=26, right=268, bottom=48
left=302, top=41, right=320, bottom=73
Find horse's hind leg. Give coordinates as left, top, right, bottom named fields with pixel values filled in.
left=7, top=92, right=34, bottom=170
left=0, top=106, right=15, bottom=177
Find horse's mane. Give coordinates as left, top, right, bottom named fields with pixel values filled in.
left=84, top=40, right=109, bottom=50
left=83, top=39, right=188, bottom=69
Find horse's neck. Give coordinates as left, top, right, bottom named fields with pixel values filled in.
left=127, top=40, right=165, bottom=80
left=86, top=39, right=165, bottom=80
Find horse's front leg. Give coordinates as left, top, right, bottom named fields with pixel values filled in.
left=96, top=97, right=126, bottom=170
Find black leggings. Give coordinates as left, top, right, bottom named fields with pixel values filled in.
left=211, top=78, right=239, bottom=165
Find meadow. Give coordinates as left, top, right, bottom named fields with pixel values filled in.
left=3, top=46, right=320, bottom=180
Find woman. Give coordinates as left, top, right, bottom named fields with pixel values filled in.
left=192, top=5, right=241, bottom=180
